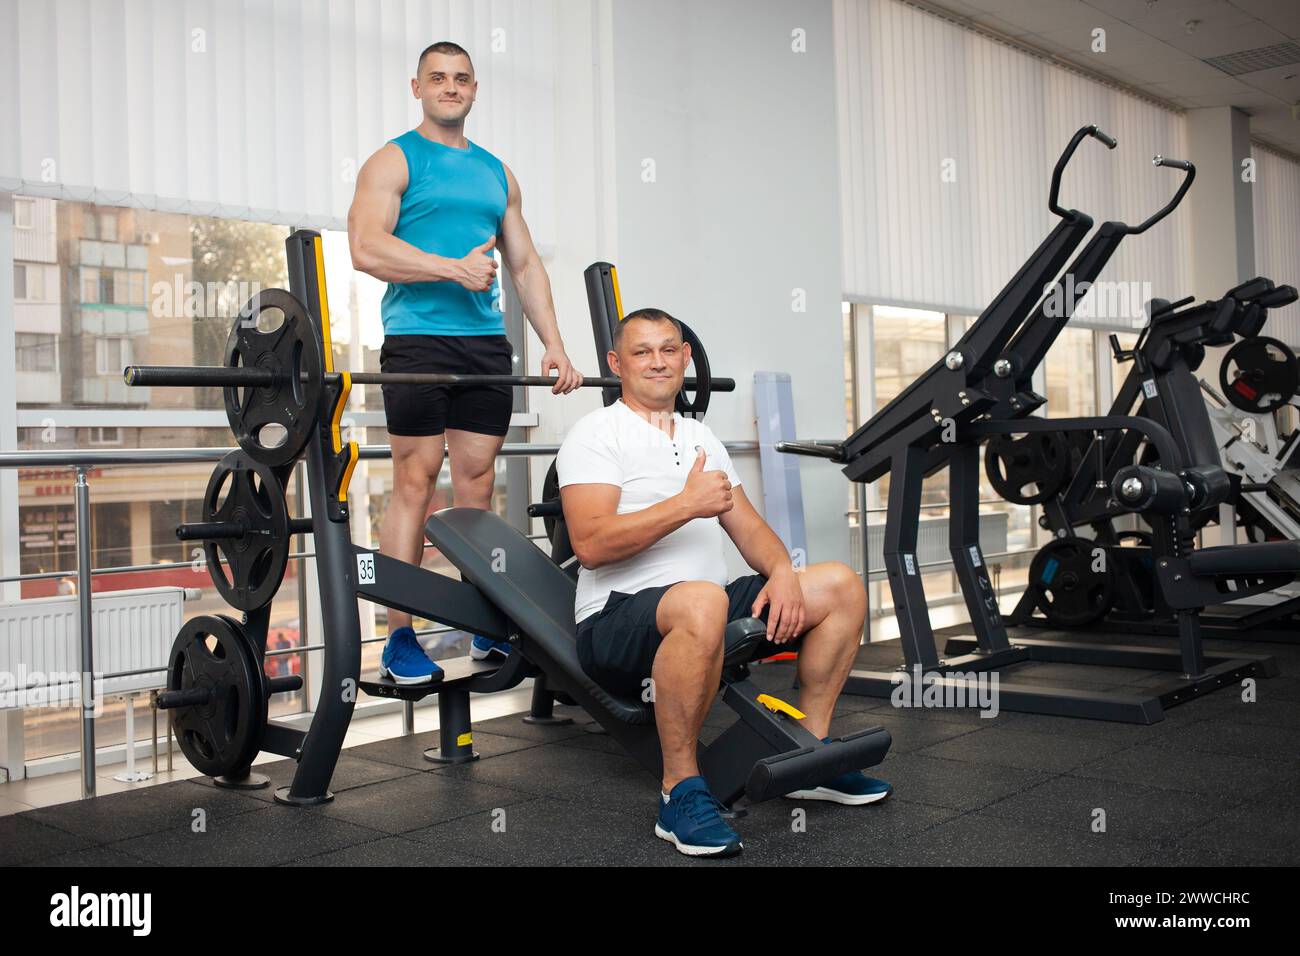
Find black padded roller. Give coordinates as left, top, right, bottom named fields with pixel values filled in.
left=1113, top=465, right=1186, bottom=514
left=1180, top=465, right=1231, bottom=512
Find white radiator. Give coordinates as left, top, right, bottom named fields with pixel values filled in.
left=0, top=587, right=200, bottom=710
left=852, top=514, right=1011, bottom=575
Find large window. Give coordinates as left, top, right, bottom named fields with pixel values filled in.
left=1044, top=327, right=1097, bottom=418
left=844, top=304, right=1090, bottom=637
left=7, top=204, right=533, bottom=766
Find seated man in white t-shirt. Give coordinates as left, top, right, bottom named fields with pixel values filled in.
left=557, top=308, right=891, bottom=859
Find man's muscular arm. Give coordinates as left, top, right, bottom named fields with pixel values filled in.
left=497, top=164, right=582, bottom=393
left=347, top=143, right=497, bottom=290
left=562, top=448, right=733, bottom=569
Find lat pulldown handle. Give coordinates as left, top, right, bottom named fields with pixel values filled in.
left=1127, top=156, right=1196, bottom=235
left=1049, top=125, right=1117, bottom=219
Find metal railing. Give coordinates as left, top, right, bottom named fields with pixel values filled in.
left=0, top=439, right=760, bottom=796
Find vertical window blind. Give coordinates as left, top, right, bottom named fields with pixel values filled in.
left=0, top=0, right=556, bottom=245
left=1252, top=143, right=1300, bottom=347
left=834, top=0, right=1191, bottom=328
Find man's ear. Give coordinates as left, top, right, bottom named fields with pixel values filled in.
left=681, top=340, right=692, bottom=364
left=411, top=77, right=421, bottom=99
left=606, top=349, right=621, bottom=376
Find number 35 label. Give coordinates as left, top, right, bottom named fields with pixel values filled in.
left=357, top=552, right=376, bottom=584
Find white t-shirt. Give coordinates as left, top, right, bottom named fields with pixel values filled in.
left=556, top=400, right=742, bottom=624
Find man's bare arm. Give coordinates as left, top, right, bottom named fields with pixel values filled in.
left=562, top=448, right=733, bottom=568
left=347, top=144, right=494, bottom=289
left=497, top=164, right=581, bottom=392
left=561, top=484, right=695, bottom=569
left=497, top=165, right=561, bottom=348
left=719, top=487, right=794, bottom=577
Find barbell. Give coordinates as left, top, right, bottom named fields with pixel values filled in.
left=124, top=288, right=734, bottom=467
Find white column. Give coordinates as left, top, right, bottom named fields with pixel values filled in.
left=0, top=191, right=25, bottom=779
left=1184, top=107, right=1256, bottom=301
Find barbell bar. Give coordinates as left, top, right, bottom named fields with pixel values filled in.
left=123, top=365, right=734, bottom=392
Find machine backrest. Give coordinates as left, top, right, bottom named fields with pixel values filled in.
left=425, top=508, right=652, bottom=723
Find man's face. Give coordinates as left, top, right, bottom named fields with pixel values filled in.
left=608, top=319, right=692, bottom=408
left=413, top=52, right=476, bottom=126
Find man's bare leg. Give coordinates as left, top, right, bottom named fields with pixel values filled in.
left=652, top=581, right=728, bottom=792
left=446, top=428, right=506, bottom=510
left=379, top=433, right=445, bottom=634
left=786, top=562, right=867, bottom=739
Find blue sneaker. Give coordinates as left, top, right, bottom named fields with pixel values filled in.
left=380, top=627, right=444, bottom=685
left=655, top=776, right=743, bottom=858
left=470, top=635, right=512, bottom=661
left=784, top=737, right=892, bottom=805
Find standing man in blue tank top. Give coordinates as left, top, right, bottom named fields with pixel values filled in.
left=348, top=41, right=583, bottom=683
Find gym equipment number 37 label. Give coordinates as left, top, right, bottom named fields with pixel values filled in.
left=357, top=552, right=376, bottom=584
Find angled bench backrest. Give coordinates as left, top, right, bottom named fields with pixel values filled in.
left=425, top=508, right=653, bottom=724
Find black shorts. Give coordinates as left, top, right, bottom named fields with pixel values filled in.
left=379, top=334, right=514, bottom=437
left=576, top=575, right=799, bottom=700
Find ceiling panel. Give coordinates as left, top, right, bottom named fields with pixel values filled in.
left=1229, top=0, right=1300, bottom=37
left=920, top=0, right=1300, bottom=151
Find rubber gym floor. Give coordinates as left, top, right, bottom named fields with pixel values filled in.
left=3, top=632, right=1297, bottom=868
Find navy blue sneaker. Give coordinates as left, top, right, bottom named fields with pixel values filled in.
left=784, top=737, right=892, bottom=805
left=470, top=635, right=512, bottom=661
left=380, top=627, right=444, bottom=685
left=655, top=776, right=743, bottom=857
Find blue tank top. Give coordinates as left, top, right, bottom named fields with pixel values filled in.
left=380, top=130, right=508, bottom=336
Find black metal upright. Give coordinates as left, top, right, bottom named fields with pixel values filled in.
left=276, top=230, right=360, bottom=805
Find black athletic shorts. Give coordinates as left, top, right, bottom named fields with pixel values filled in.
left=576, top=574, right=801, bottom=700
left=379, top=334, right=513, bottom=437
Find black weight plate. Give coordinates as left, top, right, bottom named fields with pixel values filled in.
left=674, top=320, right=713, bottom=420
left=167, top=615, right=267, bottom=778
left=1219, top=336, right=1300, bottom=414
left=224, top=288, right=323, bottom=467
left=202, top=451, right=291, bottom=612
left=541, top=460, right=561, bottom=545
left=1029, top=536, right=1116, bottom=627
left=984, top=431, right=1070, bottom=505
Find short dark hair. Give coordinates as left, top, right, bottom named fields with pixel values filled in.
left=417, top=41, right=473, bottom=77
left=612, top=308, right=684, bottom=350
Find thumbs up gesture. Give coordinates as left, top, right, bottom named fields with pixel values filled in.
left=457, top=236, right=499, bottom=292
left=681, top=446, right=733, bottom=518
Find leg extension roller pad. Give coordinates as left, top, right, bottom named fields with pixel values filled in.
left=745, top=726, right=892, bottom=804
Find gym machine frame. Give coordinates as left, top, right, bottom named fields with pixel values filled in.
left=783, top=126, right=1278, bottom=723
left=983, top=278, right=1300, bottom=645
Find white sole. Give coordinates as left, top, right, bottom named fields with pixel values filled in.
left=654, top=823, right=743, bottom=857
left=378, top=664, right=436, bottom=686
left=469, top=645, right=506, bottom=661
left=783, top=786, right=892, bottom=805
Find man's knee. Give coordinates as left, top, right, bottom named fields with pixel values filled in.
left=392, top=466, right=437, bottom=505
left=820, top=562, right=864, bottom=603
left=659, top=581, right=728, bottom=644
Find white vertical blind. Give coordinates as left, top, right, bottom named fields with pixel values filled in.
left=0, top=0, right=556, bottom=245
left=834, top=0, right=1190, bottom=327
left=1252, top=144, right=1300, bottom=348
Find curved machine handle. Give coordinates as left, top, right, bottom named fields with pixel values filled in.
left=1127, top=155, right=1196, bottom=235
left=1049, top=125, right=1117, bottom=219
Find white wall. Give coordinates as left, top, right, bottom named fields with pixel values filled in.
left=603, top=0, right=850, bottom=568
